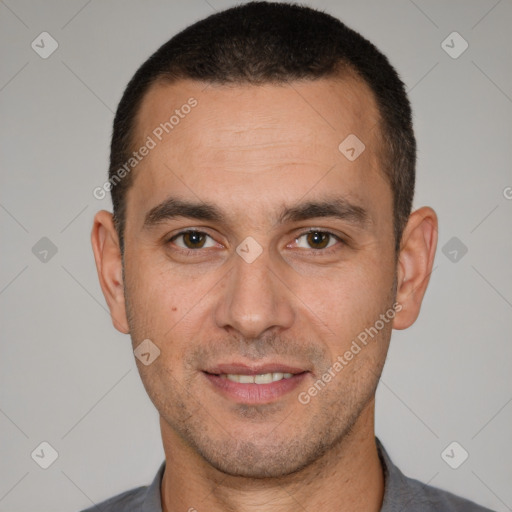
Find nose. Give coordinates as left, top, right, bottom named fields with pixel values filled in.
left=214, top=246, right=295, bottom=340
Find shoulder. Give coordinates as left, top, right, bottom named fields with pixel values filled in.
left=396, top=472, right=496, bottom=511
left=80, top=485, right=147, bottom=512
left=377, top=438, right=495, bottom=512
left=79, top=461, right=165, bottom=512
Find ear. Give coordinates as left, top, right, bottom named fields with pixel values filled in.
left=91, top=210, right=130, bottom=334
left=393, top=207, right=438, bottom=330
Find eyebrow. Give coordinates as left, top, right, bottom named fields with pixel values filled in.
left=143, top=198, right=226, bottom=229
left=276, top=197, right=369, bottom=227
left=143, top=196, right=369, bottom=230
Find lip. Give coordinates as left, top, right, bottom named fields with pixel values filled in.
left=203, top=362, right=307, bottom=376
left=202, top=366, right=309, bottom=404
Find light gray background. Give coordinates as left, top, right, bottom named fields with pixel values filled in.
left=1, top=1, right=511, bottom=511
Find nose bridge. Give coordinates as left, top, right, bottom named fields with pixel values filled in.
left=214, top=247, right=295, bottom=338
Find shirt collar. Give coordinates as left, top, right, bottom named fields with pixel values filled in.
left=376, top=436, right=414, bottom=511
left=142, top=460, right=165, bottom=512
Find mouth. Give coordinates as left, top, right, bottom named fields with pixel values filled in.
left=218, top=372, right=295, bottom=384
left=202, top=363, right=309, bottom=404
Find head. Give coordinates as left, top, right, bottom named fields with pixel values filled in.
left=92, top=1, right=437, bottom=478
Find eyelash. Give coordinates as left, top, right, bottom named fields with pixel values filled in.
left=166, top=228, right=345, bottom=257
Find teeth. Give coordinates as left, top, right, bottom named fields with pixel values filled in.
left=223, top=372, right=294, bottom=383
left=255, top=373, right=273, bottom=384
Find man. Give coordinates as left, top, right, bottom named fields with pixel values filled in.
left=88, top=2, right=494, bottom=511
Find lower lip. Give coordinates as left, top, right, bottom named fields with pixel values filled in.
left=203, top=372, right=308, bottom=404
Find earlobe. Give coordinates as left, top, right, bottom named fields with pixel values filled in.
left=90, top=210, right=130, bottom=334
left=393, top=207, right=438, bottom=330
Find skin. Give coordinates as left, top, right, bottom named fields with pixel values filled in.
left=91, top=75, right=437, bottom=512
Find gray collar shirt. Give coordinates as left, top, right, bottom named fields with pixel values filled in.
left=81, top=437, right=495, bottom=511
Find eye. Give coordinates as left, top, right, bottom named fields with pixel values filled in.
left=292, top=230, right=341, bottom=251
left=169, top=230, right=217, bottom=250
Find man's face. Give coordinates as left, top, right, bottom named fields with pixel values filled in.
left=121, top=76, right=397, bottom=477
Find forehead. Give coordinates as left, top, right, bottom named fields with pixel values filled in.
left=128, top=75, right=388, bottom=228
left=135, top=74, right=381, bottom=151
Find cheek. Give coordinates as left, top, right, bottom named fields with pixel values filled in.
left=123, top=254, right=174, bottom=338
left=297, top=262, right=393, bottom=330
left=123, top=251, right=215, bottom=346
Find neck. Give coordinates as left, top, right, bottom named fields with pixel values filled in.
left=160, top=399, right=384, bottom=512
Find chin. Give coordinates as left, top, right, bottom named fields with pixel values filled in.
left=190, top=432, right=335, bottom=479
left=201, top=450, right=310, bottom=479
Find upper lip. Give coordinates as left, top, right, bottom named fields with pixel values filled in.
left=203, top=362, right=308, bottom=375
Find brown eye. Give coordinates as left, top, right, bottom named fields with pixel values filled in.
left=170, top=231, right=216, bottom=250
left=294, top=230, right=339, bottom=251
left=306, top=231, right=330, bottom=249
left=182, top=231, right=206, bottom=249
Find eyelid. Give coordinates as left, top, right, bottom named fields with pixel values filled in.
left=296, top=227, right=343, bottom=239
left=167, top=229, right=219, bottom=246
left=166, top=227, right=346, bottom=253
left=289, top=228, right=345, bottom=249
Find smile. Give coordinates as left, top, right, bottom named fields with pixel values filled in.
left=203, top=369, right=308, bottom=404
left=220, top=372, right=294, bottom=384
